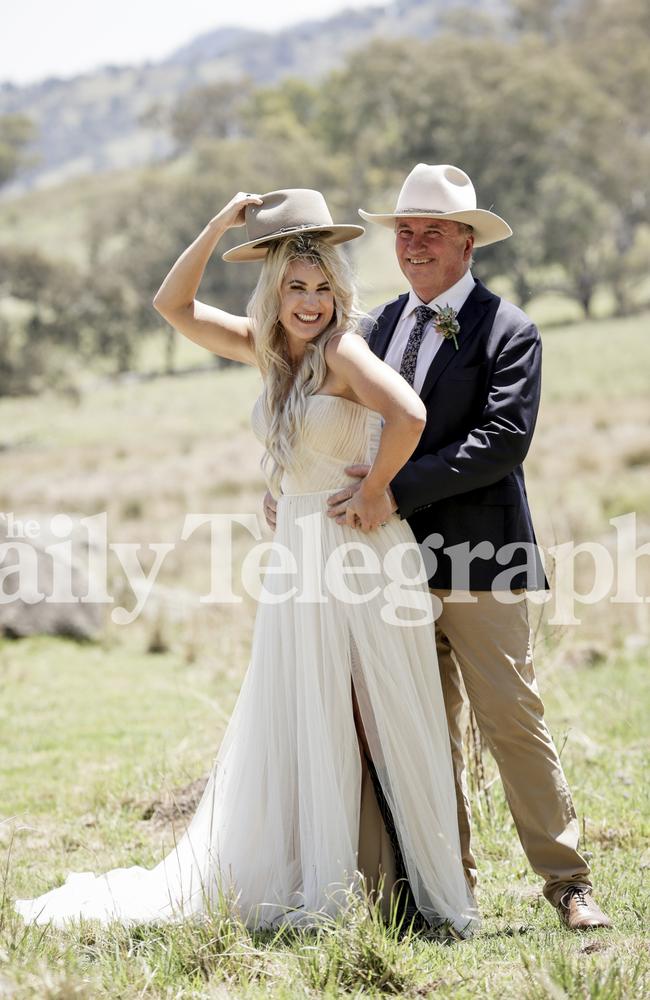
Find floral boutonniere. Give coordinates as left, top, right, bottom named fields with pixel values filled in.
left=433, top=304, right=460, bottom=350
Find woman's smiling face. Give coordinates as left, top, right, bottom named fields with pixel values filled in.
left=278, top=259, right=335, bottom=356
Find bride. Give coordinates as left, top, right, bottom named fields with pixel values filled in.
left=15, top=189, right=478, bottom=936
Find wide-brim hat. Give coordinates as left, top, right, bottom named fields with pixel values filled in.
left=358, top=164, right=512, bottom=248
left=222, top=189, right=365, bottom=262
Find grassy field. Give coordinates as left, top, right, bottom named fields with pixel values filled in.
left=1, top=639, right=647, bottom=998
left=1, top=311, right=649, bottom=997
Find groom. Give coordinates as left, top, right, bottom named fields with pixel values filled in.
left=325, top=163, right=611, bottom=930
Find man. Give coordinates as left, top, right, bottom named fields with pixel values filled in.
left=264, top=164, right=611, bottom=930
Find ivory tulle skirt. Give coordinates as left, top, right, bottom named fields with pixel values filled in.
left=15, top=492, right=478, bottom=935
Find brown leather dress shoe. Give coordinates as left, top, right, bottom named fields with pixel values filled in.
left=557, top=886, right=613, bottom=930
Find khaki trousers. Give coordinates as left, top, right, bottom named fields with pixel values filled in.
left=430, top=588, right=591, bottom=906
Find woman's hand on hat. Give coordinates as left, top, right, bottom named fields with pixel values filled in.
left=212, top=192, right=263, bottom=231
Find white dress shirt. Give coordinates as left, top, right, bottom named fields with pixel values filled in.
left=383, top=269, right=476, bottom=394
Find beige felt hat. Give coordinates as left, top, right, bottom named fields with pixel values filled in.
left=358, top=163, right=512, bottom=247
left=222, top=189, right=365, bottom=262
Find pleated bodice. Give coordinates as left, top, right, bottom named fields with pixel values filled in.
left=251, top=393, right=383, bottom=495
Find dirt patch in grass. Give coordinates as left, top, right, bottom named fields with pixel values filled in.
left=136, top=776, right=208, bottom=828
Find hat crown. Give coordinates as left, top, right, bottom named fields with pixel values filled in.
left=244, top=189, right=335, bottom=243
left=223, top=189, right=364, bottom=261
left=395, top=164, right=478, bottom=215
left=357, top=162, right=512, bottom=248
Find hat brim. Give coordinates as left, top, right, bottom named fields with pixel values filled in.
left=357, top=208, right=512, bottom=248
left=222, top=224, right=365, bottom=262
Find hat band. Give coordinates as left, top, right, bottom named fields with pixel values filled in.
left=396, top=207, right=448, bottom=214
left=256, top=223, right=326, bottom=241
left=277, top=223, right=321, bottom=232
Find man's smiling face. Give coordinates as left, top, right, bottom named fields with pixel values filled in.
left=394, top=217, right=474, bottom=301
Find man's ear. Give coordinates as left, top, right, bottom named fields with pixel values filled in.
left=463, top=235, right=475, bottom=263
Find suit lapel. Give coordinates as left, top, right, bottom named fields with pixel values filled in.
left=368, top=294, right=408, bottom=360
left=419, top=279, right=496, bottom=402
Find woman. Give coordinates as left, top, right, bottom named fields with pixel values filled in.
left=15, top=190, right=478, bottom=936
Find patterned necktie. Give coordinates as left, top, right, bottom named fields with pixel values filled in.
left=399, top=305, right=436, bottom=387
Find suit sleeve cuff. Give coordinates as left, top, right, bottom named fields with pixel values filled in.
left=390, top=467, right=417, bottom=520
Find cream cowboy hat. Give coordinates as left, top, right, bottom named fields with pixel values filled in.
left=358, top=163, right=512, bottom=248
left=222, top=189, right=365, bottom=262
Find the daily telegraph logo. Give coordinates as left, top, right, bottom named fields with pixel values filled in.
left=0, top=510, right=648, bottom=627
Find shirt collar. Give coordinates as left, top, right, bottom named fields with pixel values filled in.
left=405, top=269, right=476, bottom=319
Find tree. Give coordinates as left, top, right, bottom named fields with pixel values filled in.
left=566, top=0, right=650, bottom=128
left=0, top=247, right=85, bottom=394
left=314, top=34, right=639, bottom=309
left=508, top=0, right=575, bottom=41
left=168, top=79, right=255, bottom=152
left=0, top=113, right=37, bottom=188
left=537, top=173, right=614, bottom=317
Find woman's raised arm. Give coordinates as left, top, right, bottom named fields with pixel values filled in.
left=152, top=192, right=263, bottom=366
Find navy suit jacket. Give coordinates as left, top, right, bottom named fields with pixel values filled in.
left=367, top=278, right=548, bottom=591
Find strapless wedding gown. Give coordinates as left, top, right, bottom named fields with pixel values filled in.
left=15, top=394, right=477, bottom=935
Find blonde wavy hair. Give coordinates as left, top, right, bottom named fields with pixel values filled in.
left=248, top=234, right=363, bottom=497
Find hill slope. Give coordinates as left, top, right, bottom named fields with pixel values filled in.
left=0, top=0, right=505, bottom=197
